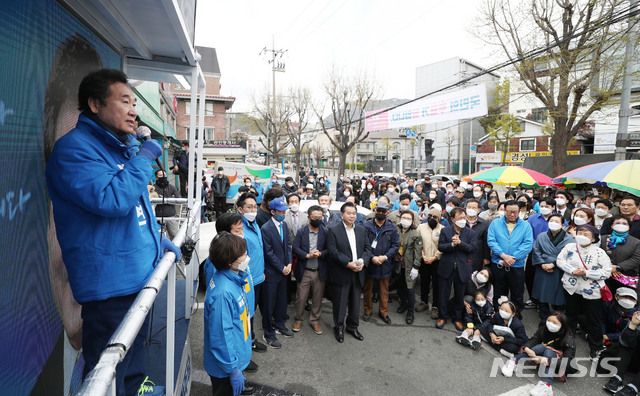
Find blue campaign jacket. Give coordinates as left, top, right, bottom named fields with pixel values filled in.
left=45, top=113, right=160, bottom=303
left=252, top=182, right=264, bottom=204
left=241, top=216, right=265, bottom=286
left=204, top=258, right=255, bottom=317
left=203, top=269, right=252, bottom=378
left=261, top=218, right=293, bottom=283
left=487, top=217, right=534, bottom=268
left=363, top=219, right=400, bottom=279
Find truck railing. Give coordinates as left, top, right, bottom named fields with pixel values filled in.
left=75, top=207, right=200, bottom=396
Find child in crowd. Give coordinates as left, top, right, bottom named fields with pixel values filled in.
left=456, top=290, right=493, bottom=350
left=502, top=312, right=576, bottom=396
left=479, top=299, right=528, bottom=358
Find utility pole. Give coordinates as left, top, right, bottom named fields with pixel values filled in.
left=260, top=37, right=287, bottom=166
left=615, top=0, right=640, bottom=161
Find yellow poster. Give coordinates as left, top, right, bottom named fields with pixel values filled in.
left=504, top=151, right=580, bottom=163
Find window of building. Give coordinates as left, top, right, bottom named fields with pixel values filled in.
left=205, top=102, right=214, bottom=116
left=520, top=138, right=536, bottom=151
left=531, top=107, right=548, bottom=123
left=185, top=100, right=191, bottom=115
left=204, top=128, right=215, bottom=141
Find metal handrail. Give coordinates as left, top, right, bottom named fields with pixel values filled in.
left=76, top=210, right=198, bottom=396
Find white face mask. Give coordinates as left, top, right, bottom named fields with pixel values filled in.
left=618, top=298, right=637, bottom=310
left=573, top=217, right=587, bottom=226
left=289, top=204, right=299, bottom=213
left=447, top=189, right=453, bottom=194
left=367, top=185, right=373, bottom=190
left=555, top=198, right=566, bottom=207
left=575, top=235, right=592, bottom=246
left=595, top=208, right=609, bottom=217
left=485, top=187, right=491, bottom=192
left=526, top=193, right=533, bottom=198
left=476, top=273, right=488, bottom=284
left=499, top=309, right=512, bottom=320
left=455, top=219, right=467, bottom=228
left=540, top=207, right=552, bottom=216
left=286, top=182, right=293, bottom=187
left=235, top=256, right=250, bottom=272
left=546, top=321, right=561, bottom=333
left=242, top=211, right=257, bottom=222
left=548, top=222, right=562, bottom=232
left=446, top=206, right=454, bottom=213
left=320, top=204, right=330, bottom=211
left=344, top=191, right=351, bottom=197
left=245, top=182, right=251, bottom=187
left=466, top=208, right=478, bottom=217
left=476, top=300, right=487, bottom=307
left=430, top=193, right=437, bottom=199
left=473, top=191, right=482, bottom=198
left=466, top=185, right=473, bottom=190
left=400, top=219, right=412, bottom=229
left=613, top=224, right=630, bottom=233
left=218, top=171, right=224, bottom=175
left=400, top=205, right=410, bottom=211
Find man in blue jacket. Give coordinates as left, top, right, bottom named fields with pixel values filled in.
left=45, top=69, right=180, bottom=395
left=260, top=198, right=294, bottom=348
left=236, top=192, right=268, bottom=353
left=362, top=202, right=400, bottom=325
left=437, top=207, right=477, bottom=331
left=487, top=200, right=534, bottom=315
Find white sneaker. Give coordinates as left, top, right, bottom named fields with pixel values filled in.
left=501, top=358, right=516, bottom=377
left=529, top=380, right=553, bottom=396
left=500, top=348, right=515, bottom=359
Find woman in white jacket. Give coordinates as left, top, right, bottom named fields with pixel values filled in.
left=557, top=224, right=612, bottom=359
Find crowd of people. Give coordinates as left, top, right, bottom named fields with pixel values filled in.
left=203, top=171, right=640, bottom=396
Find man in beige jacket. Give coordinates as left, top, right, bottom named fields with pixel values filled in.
left=416, top=205, right=444, bottom=319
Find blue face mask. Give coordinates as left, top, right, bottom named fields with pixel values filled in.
left=181, top=147, right=186, bottom=151
left=274, top=214, right=285, bottom=222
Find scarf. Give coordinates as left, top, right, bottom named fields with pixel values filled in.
left=547, top=229, right=566, bottom=247
left=607, top=230, right=629, bottom=249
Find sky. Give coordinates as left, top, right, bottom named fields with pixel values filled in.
left=194, top=0, right=500, bottom=113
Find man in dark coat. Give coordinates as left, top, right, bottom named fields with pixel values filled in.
left=211, top=166, right=230, bottom=218
left=437, top=207, right=477, bottom=331
left=362, top=202, right=400, bottom=325
left=464, top=199, right=490, bottom=272
left=326, top=202, right=372, bottom=343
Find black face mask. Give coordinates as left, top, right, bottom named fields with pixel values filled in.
left=517, top=201, right=527, bottom=209
left=309, top=218, right=323, bottom=228
left=375, top=213, right=387, bottom=221
left=156, top=176, right=169, bottom=189
left=428, top=218, right=438, bottom=228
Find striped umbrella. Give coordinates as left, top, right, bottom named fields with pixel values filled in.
left=470, top=166, right=555, bottom=187
left=552, top=160, right=640, bottom=196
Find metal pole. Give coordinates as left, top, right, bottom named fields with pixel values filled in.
left=458, top=121, right=464, bottom=176
left=468, top=118, right=473, bottom=175
left=615, top=0, right=639, bottom=161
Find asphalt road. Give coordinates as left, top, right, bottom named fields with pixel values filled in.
left=187, top=285, right=613, bottom=396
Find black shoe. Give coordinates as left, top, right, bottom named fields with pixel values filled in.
left=262, top=335, right=281, bottom=349
left=406, top=312, right=414, bottom=325
left=334, top=328, right=344, bottom=343
left=245, top=360, right=258, bottom=373
left=615, top=385, right=639, bottom=396
left=305, top=301, right=311, bottom=311
left=241, top=382, right=255, bottom=395
left=397, top=305, right=407, bottom=314
left=362, top=313, right=371, bottom=322
left=346, top=328, right=364, bottom=341
left=603, top=376, right=623, bottom=394
left=252, top=340, right=267, bottom=353
left=372, top=294, right=379, bottom=303
left=378, top=313, right=391, bottom=325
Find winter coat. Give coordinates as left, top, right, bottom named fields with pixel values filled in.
left=532, top=230, right=575, bottom=305
left=363, top=218, right=400, bottom=279
left=395, top=226, right=423, bottom=288
left=557, top=242, right=612, bottom=299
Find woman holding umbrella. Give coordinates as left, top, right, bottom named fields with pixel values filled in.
left=600, top=215, right=640, bottom=294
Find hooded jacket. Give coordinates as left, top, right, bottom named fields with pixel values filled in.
left=487, top=216, right=534, bottom=268
left=45, top=113, right=160, bottom=303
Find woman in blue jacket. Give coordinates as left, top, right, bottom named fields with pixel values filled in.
left=204, top=232, right=254, bottom=396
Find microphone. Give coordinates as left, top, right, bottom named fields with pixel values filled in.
left=136, top=126, right=165, bottom=172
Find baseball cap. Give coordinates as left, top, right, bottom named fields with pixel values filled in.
left=269, top=199, right=289, bottom=211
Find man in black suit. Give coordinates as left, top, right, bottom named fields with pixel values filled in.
left=464, top=199, right=491, bottom=272
left=326, top=202, right=373, bottom=343
left=436, top=207, right=476, bottom=332
left=292, top=205, right=329, bottom=335
left=260, top=198, right=294, bottom=348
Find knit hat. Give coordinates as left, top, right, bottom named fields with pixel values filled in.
left=576, top=224, right=600, bottom=242
left=429, top=206, right=442, bottom=218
